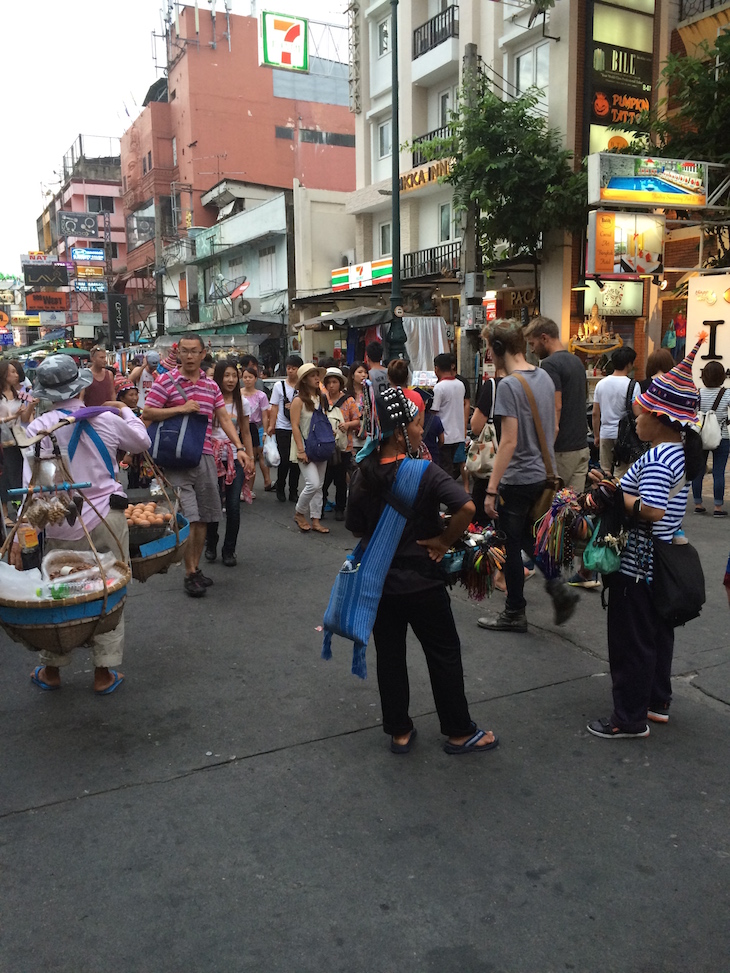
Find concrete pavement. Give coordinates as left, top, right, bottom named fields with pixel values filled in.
left=1, top=488, right=728, bottom=972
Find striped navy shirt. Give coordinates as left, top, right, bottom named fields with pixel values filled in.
left=619, top=442, right=688, bottom=581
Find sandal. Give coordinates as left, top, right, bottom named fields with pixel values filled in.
left=390, top=728, right=417, bottom=754
left=311, top=520, right=330, bottom=534
left=443, top=728, right=499, bottom=755
left=294, top=513, right=311, bottom=532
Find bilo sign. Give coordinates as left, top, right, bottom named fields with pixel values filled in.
left=107, top=293, right=129, bottom=346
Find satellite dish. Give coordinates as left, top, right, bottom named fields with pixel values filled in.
left=239, top=298, right=251, bottom=316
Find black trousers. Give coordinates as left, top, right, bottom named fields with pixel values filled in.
left=497, top=481, right=553, bottom=612
left=274, top=430, right=300, bottom=497
left=438, top=442, right=458, bottom=477
left=323, top=451, right=351, bottom=512
left=206, top=462, right=245, bottom=557
left=372, top=586, right=475, bottom=738
left=607, top=573, right=674, bottom=732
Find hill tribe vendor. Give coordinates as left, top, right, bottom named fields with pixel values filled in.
left=23, top=355, right=151, bottom=695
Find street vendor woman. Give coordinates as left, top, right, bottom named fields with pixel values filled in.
left=23, top=355, right=151, bottom=695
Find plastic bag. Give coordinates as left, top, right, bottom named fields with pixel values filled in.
left=41, top=550, right=116, bottom=582
left=583, top=521, right=621, bottom=575
left=263, top=434, right=281, bottom=468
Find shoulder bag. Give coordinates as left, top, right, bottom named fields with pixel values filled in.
left=699, top=387, right=726, bottom=451
left=321, top=459, right=428, bottom=678
left=614, top=379, right=649, bottom=468
left=465, top=378, right=497, bottom=479
left=147, top=378, right=209, bottom=470
left=651, top=537, right=705, bottom=627
left=513, top=373, right=563, bottom=521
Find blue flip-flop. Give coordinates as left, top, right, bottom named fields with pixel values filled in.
left=95, top=670, right=124, bottom=695
left=30, top=666, right=60, bottom=691
left=443, top=728, right=499, bottom=754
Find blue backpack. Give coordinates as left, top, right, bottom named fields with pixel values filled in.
left=304, top=401, right=336, bottom=462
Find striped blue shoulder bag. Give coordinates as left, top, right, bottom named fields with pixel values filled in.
left=321, top=458, right=428, bottom=679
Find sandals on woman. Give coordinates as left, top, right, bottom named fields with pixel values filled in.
left=294, top=513, right=311, bottom=532
left=311, top=520, right=329, bottom=534
left=443, top=728, right=499, bottom=754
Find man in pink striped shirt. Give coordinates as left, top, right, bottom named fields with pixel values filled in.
left=143, top=335, right=253, bottom=597
left=23, top=355, right=151, bottom=695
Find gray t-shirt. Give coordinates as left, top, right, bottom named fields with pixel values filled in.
left=495, top=367, right=556, bottom=485
left=367, top=365, right=389, bottom=397
left=541, top=350, right=588, bottom=452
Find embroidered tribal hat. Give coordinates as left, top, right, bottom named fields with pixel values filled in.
left=160, top=343, right=179, bottom=371
left=635, top=334, right=703, bottom=428
left=356, top=382, right=418, bottom=461
left=114, top=374, right=137, bottom=398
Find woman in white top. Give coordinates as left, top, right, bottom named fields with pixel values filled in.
left=205, top=361, right=254, bottom=566
left=692, top=360, right=730, bottom=516
left=290, top=363, right=329, bottom=534
left=0, top=360, right=35, bottom=520
left=241, top=365, right=273, bottom=492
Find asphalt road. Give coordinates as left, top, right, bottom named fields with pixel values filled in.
left=1, top=487, right=728, bottom=973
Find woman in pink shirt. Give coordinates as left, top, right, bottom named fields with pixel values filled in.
left=241, top=366, right=273, bottom=491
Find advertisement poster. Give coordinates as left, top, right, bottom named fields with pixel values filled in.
left=686, top=275, right=730, bottom=388
left=588, top=153, right=708, bottom=208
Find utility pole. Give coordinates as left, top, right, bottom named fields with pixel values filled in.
left=458, top=43, right=484, bottom=394
left=387, top=0, right=408, bottom=361
left=154, top=196, right=165, bottom=335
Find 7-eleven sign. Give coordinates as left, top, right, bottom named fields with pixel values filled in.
left=259, top=11, right=309, bottom=72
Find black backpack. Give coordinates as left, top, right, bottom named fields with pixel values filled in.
left=613, top=379, right=649, bottom=468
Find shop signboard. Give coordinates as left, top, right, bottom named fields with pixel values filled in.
left=57, top=212, right=99, bottom=238
left=74, top=279, right=107, bottom=293
left=0, top=331, right=14, bottom=346
left=586, top=211, right=665, bottom=276
left=0, top=290, right=15, bottom=304
left=78, top=312, right=104, bottom=328
left=259, top=11, right=308, bottom=72
left=588, top=153, right=708, bottom=208
left=23, top=263, right=69, bottom=287
left=71, top=247, right=105, bottom=262
left=75, top=265, right=105, bottom=278
left=583, top=280, right=644, bottom=317
left=0, top=311, right=9, bottom=327
left=331, top=259, right=393, bottom=291
left=107, top=293, right=129, bottom=345
left=12, top=315, right=42, bottom=327
left=686, top=274, right=730, bottom=387
left=25, top=292, right=70, bottom=312
left=39, top=311, right=69, bottom=327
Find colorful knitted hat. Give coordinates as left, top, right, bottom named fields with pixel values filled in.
left=161, top=343, right=179, bottom=371
left=635, top=334, right=703, bottom=428
left=114, top=374, right=136, bottom=398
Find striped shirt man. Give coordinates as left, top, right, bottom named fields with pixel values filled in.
left=619, top=442, right=688, bottom=581
left=144, top=368, right=224, bottom=455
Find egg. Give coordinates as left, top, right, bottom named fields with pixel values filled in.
left=162, top=512, right=172, bottom=522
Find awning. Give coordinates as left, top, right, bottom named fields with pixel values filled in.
left=298, top=306, right=393, bottom=331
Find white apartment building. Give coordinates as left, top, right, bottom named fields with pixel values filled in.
left=346, top=0, right=675, bottom=345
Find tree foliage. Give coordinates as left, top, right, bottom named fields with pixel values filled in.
left=417, top=74, right=586, bottom=269
left=622, top=33, right=730, bottom=165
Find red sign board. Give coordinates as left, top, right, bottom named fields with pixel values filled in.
left=25, top=292, right=71, bottom=312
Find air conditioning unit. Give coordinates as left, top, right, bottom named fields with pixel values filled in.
left=341, top=249, right=355, bottom=266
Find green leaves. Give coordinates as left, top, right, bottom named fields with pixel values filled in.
left=413, top=80, right=585, bottom=267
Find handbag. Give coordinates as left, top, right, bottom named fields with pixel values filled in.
left=147, top=378, right=209, bottom=470
left=321, top=459, right=428, bottom=678
left=304, top=400, right=336, bottom=463
left=465, top=378, right=497, bottom=479
left=583, top=519, right=621, bottom=575
left=614, top=380, right=649, bottom=468
left=513, top=373, right=563, bottom=521
left=699, top=387, right=726, bottom=451
left=651, top=537, right=705, bottom=627
left=662, top=322, right=677, bottom=350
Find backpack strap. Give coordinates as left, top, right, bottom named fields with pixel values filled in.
left=626, top=379, right=637, bottom=413
left=68, top=420, right=115, bottom=478
left=488, top=377, right=496, bottom=423
left=710, top=387, right=726, bottom=413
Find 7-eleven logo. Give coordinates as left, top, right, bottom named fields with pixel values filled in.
left=260, top=11, right=309, bottom=72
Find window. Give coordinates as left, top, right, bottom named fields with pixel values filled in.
left=172, top=137, right=177, bottom=166
left=439, top=89, right=452, bottom=129
left=515, top=42, right=549, bottom=112
left=99, top=242, right=119, bottom=259
left=377, top=17, right=390, bottom=57
left=259, top=245, right=276, bottom=293
left=300, top=129, right=325, bottom=143
left=170, top=88, right=177, bottom=101
left=300, top=129, right=356, bottom=147
left=276, top=126, right=294, bottom=139
left=379, top=222, right=392, bottom=257
left=439, top=203, right=452, bottom=243
left=87, top=195, right=115, bottom=214
left=378, top=118, right=392, bottom=159
left=228, top=255, right=243, bottom=272
left=147, top=150, right=152, bottom=172
left=122, top=175, right=127, bottom=193
left=142, top=156, right=147, bottom=175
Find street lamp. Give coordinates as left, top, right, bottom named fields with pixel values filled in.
left=387, top=0, right=408, bottom=361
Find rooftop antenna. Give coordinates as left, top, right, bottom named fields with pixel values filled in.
left=209, top=0, right=217, bottom=50
left=194, top=0, right=200, bottom=35
left=223, top=0, right=232, bottom=52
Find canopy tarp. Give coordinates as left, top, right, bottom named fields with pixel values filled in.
left=298, top=306, right=393, bottom=331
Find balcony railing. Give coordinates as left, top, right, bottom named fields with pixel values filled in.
left=680, top=0, right=730, bottom=18
left=413, top=5, right=459, bottom=60
left=402, top=241, right=461, bottom=280
left=412, top=126, right=451, bottom=168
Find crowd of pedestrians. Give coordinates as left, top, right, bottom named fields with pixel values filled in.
left=2, top=317, right=724, bottom=756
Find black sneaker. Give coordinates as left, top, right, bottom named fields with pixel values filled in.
left=335, top=510, right=345, bottom=522
left=477, top=609, right=527, bottom=633
left=194, top=569, right=214, bottom=587
left=647, top=706, right=670, bottom=724
left=221, top=552, right=237, bottom=567
left=587, top=718, right=650, bottom=739
left=546, top=579, right=579, bottom=625
left=276, top=488, right=286, bottom=503
left=204, top=546, right=217, bottom=562
left=184, top=573, right=207, bottom=598
left=289, top=493, right=298, bottom=503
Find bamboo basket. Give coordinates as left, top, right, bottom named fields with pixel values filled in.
left=131, top=513, right=190, bottom=582
left=0, top=560, right=131, bottom=654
